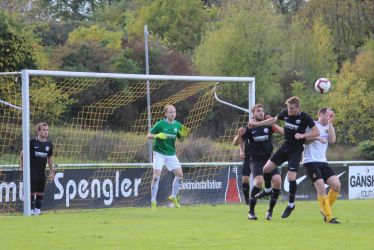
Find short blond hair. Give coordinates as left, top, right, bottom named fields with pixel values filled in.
left=36, top=122, right=48, bottom=131
left=164, top=104, right=175, bottom=113
left=251, top=103, right=264, bottom=113
left=285, top=96, right=301, bottom=107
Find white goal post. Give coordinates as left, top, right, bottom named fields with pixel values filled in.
left=20, top=69, right=255, bottom=215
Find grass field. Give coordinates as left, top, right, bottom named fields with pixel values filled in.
left=1, top=200, right=374, bottom=250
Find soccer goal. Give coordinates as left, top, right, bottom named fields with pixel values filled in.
left=0, top=70, right=255, bottom=215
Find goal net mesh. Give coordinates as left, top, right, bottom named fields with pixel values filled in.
left=0, top=73, right=252, bottom=213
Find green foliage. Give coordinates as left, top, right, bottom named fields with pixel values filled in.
left=32, top=21, right=84, bottom=47
left=357, top=140, right=374, bottom=160
left=38, top=0, right=119, bottom=21
left=30, top=79, right=73, bottom=124
left=0, top=11, right=37, bottom=71
left=53, top=25, right=123, bottom=72
left=298, top=0, right=374, bottom=66
left=284, top=16, right=337, bottom=84
left=194, top=0, right=285, bottom=108
left=327, top=40, right=374, bottom=144
left=68, top=25, right=122, bottom=49
left=128, top=0, right=212, bottom=52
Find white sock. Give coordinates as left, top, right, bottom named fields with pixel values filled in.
left=151, top=177, right=160, bottom=203
left=34, top=208, right=41, bottom=215
left=264, top=187, right=272, bottom=193
left=172, top=177, right=181, bottom=197
left=288, top=202, right=295, bottom=208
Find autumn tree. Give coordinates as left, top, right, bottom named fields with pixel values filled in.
left=327, top=40, right=374, bottom=144
left=194, top=0, right=285, bottom=109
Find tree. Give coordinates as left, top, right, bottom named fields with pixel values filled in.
left=127, top=0, right=212, bottom=52
left=52, top=25, right=123, bottom=72
left=272, top=0, right=306, bottom=14
left=193, top=0, right=285, bottom=110
left=297, top=0, right=374, bottom=68
left=283, top=16, right=337, bottom=86
left=327, top=40, right=374, bottom=144
left=0, top=11, right=38, bottom=71
left=38, top=0, right=121, bottom=21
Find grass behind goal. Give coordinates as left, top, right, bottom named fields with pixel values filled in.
left=2, top=200, right=374, bottom=250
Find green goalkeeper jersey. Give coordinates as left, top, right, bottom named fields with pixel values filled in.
left=150, top=119, right=182, bottom=156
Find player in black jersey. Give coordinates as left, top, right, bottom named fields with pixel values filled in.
left=234, top=104, right=284, bottom=220
left=249, top=97, right=319, bottom=219
left=20, top=122, right=55, bottom=215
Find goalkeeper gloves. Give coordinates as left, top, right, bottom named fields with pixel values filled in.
left=155, top=133, right=167, bottom=140
left=178, top=125, right=190, bottom=138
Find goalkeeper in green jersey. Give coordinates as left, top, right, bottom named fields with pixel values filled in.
left=147, top=104, right=189, bottom=209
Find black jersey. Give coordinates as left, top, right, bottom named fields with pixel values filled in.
left=242, top=126, right=274, bottom=160
left=30, top=138, right=53, bottom=176
left=277, top=108, right=315, bottom=148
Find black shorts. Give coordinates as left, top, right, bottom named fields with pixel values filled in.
left=242, top=159, right=251, bottom=177
left=31, top=172, right=46, bottom=193
left=270, top=144, right=303, bottom=172
left=303, top=162, right=336, bottom=183
left=250, top=159, right=280, bottom=177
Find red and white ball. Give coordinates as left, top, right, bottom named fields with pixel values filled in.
left=314, top=78, right=331, bottom=94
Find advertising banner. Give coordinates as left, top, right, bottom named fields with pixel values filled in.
left=1, top=163, right=366, bottom=213
left=0, top=166, right=230, bottom=212
left=348, top=166, right=374, bottom=199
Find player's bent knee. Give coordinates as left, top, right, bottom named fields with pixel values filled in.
left=242, top=176, right=250, bottom=183
left=271, top=176, right=281, bottom=188
left=287, top=171, right=297, bottom=180
left=332, top=181, right=341, bottom=192
left=254, top=180, right=264, bottom=188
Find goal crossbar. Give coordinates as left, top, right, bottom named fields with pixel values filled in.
left=22, top=70, right=255, bottom=82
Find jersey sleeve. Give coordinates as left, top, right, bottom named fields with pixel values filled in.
left=150, top=121, right=161, bottom=134
left=277, top=109, right=287, bottom=121
left=29, top=140, right=33, bottom=154
left=48, top=143, right=53, bottom=157
left=176, top=121, right=182, bottom=139
left=305, top=114, right=316, bottom=128
left=241, top=127, right=251, bottom=141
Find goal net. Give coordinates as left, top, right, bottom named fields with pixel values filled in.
left=0, top=70, right=254, bottom=215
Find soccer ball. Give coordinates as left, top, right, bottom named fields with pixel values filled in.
left=314, top=78, right=331, bottom=93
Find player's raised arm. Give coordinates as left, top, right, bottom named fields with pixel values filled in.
left=327, top=110, right=336, bottom=144
left=233, top=127, right=245, bottom=146
left=295, top=124, right=320, bottom=140
left=248, top=116, right=278, bottom=128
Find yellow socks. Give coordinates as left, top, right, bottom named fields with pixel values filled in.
left=328, top=189, right=339, bottom=207
left=318, top=195, right=332, bottom=221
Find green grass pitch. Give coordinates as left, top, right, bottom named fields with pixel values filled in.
left=2, top=200, right=374, bottom=250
